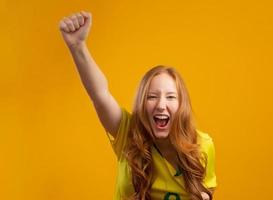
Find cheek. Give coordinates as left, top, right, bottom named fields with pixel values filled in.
left=170, top=101, right=179, bottom=112
left=146, top=101, right=155, bottom=113
left=145, top=103, right=154, bottom=125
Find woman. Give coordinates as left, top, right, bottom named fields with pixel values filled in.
left=59, top=11, right=217, bottom=200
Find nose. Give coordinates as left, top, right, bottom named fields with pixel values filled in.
left=156, top=97, right=167, bottom=111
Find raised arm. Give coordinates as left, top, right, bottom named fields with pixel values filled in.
left=59, top=11, right=122, bottom=137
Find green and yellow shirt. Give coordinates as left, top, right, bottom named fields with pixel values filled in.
left=107, top=108, right=217, bottom=200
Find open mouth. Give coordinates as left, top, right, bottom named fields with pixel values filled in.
left=153, top=114, right=170, bottom=128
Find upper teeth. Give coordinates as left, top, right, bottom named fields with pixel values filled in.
left=154, top=115, right=169, bottom=119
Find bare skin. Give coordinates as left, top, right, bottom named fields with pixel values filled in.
left=59, top=11, right=212, bottom=200
left=147, top=73, right=212, bottom=200
left=59, top=11, right=122, bottom=136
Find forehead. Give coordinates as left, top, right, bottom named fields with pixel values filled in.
left=148, top=73, right=177, bottom=93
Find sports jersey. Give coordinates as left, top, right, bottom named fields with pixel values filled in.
left=107, top=108, right=217, bottom=200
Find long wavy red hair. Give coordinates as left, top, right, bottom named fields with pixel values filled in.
left=125, top=65, right=212, bottom=200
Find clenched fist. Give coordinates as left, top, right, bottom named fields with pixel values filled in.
left=59, top=11, right=92, bottom=48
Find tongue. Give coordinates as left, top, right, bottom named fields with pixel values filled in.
left=156, top=119, right=167, bottom=127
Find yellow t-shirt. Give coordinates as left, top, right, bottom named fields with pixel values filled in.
left=107, top=108, right=217, bottom=200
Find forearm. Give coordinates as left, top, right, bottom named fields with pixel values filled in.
left=68, top=42, right=109, bottom=101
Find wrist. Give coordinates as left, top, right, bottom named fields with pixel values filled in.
left=68, top=41, right=87, bottom=51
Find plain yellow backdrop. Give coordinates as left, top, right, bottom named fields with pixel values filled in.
left=1, top=0, right=272, bottom=199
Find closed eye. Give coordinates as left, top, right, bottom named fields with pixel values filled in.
left=147, top=95, right=157, bottom=99
left=167, top=96, right=177, bottom=99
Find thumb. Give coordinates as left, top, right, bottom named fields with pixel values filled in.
left=80, top=11, right=92, bottom=27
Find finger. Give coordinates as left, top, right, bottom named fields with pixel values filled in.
left=80, top=11, right=92, bottom=21
left=76, top=13, right=84, bottom=26
left=70, top=15, right=80, bottom=29
left=63, top=17, right=75, bottom=32
left=59, top=20, right=70, bottom=32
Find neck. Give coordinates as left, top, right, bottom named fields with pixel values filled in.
left=154, top=137, right=175, bottom=154
left=154, top=137, right=180, bottom=170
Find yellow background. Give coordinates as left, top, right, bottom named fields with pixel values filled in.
left=1, top=0, right=272, bottom=199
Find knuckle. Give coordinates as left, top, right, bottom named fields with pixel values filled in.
left=66, top=20, right=73, bottom=25
left=70, top=15, right=77, bottom=20
left=76, top=13, right=83, bottom=18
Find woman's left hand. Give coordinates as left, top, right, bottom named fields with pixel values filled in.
left=201, top=192, right=210, bottom=200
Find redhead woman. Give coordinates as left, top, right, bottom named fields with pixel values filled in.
left=59, top=11, right=217, bottom=200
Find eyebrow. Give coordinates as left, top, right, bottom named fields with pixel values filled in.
left=148, top=91, right=177, bottom=95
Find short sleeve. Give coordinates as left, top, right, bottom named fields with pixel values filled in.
left=203, top=138, right=217, bottom=188
left=198, top=131, right=217, bottom=188
left=106, top=108, right=131, bottom=160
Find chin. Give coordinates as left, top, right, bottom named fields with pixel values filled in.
left=153, top=131, right=169, bottom=139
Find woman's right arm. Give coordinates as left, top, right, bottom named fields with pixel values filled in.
left=59, top=11, right=122, bottom=137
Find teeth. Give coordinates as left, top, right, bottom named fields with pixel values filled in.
left=154, top=115, right=169, bottom=119
left=155, top=116, right=168, bottom=119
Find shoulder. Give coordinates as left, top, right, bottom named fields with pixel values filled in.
left=116, top=108, right=132, bottom=136
left=121, top=108, right=132, bottom=121
left=196, top=129, right=215, bottom=153
left=197, top=129, right=213, bottom=142
left=107, top=107, right=132, bottom=160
